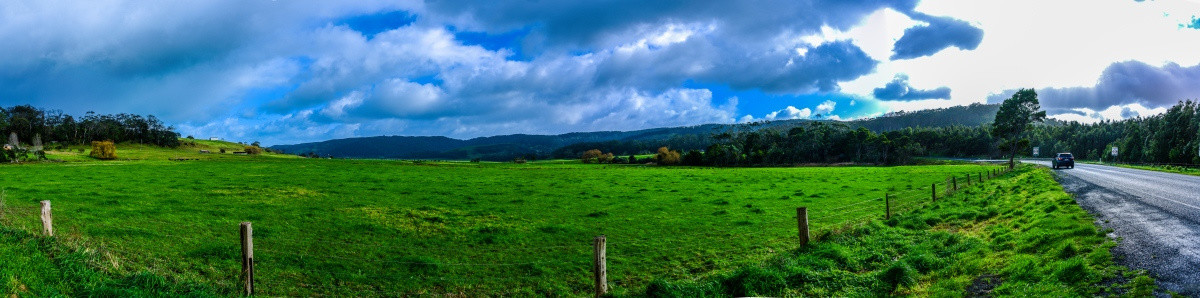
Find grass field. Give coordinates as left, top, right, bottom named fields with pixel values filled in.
left=642, top=165, right=1155, bottom=296
left=0, top=143, right=1005, bottom=296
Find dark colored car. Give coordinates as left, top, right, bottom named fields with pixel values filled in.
left=1052, top=153, right=1074, bottom=169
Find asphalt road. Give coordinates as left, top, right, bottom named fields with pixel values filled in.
left=1028, top=160, right=1200, bottom=295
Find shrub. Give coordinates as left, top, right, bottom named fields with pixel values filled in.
left=244, top=146, right=263, bottom=155
left=656, top=147, right=681, bottom=165
left=89, top=141, right=117, bottom=160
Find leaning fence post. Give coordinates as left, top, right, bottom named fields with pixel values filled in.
left=797, top=207, right=810, bottom=246
left=931, top=183, right=937, bottom=202
left=40, top=200, right=52, bottom=237
left=594, top=235, right=608, bottom=297
left=240, top=222, right=255, bottom=296
left=885, top=193, right=891, bottom=220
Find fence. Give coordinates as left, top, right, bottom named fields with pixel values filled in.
left=0, top=166, right=1014, bottom=296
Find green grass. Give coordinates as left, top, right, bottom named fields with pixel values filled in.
left=0, top=226, right=219, bottom=297
left=638, top=165, right=1154, bottom=296
left=1, top=145, right=1006, bottom=296
left=40, top=138, right=298, bottom=162
left=1088, top=161, right=1200, bottom=177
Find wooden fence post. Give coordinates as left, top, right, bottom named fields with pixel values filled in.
left=240, top=222, right=255, bottom=296
left=594, top=235, right=608, bottom=297
left=885, top=193, right=891, bottom=220
left=979, top=172, right=983, bottom=183
left=40, top=201, right=52, bottom=237
left=931, top=183, right=937, bottom=202
left=952, top=176, right=957, bottom=190
left=797, top=207, right=810, bottom=246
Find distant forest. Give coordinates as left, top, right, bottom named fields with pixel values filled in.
left=559, top=100, right=1200, bottom=166
left=0, top=105, right=180, bottom=148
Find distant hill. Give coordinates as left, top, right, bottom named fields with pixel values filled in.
left=270, top=103, right=999, bottom=160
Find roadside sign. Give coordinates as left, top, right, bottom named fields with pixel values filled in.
left=1033, top=147, right=1039, bottom=157
left=1111, top=146, right=1118, bottom=157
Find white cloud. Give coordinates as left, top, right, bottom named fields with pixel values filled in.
left=764, top=106, right=813, bottom=120
left=816, top=100, right=837, bottom=114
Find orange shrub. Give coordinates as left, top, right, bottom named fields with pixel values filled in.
left=90, top=141, right=117, bottom=160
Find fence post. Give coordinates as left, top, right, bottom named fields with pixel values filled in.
left=40, top=200, right=52, bottom=237
left=979, top=172, right=983, bottom=183
left=931, top=183, right=937, bottom=202
left=952, top=176, right=957, bottom=190
left=885, top=193, right=891, bottom=220
left=240, top=222, right=255, bottom=296
left=797, top=207, right=810, bottom=246
left=594, top=235, right=608, bottom=297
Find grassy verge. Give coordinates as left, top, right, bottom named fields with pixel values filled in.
left=1085, top=161, right=1200, bottom=177
left=0, top=226, right=218, bottom=296
left=637, top=165, right=1155, bottom=296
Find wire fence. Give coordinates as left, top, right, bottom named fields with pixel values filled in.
left=0, top=165, right=1013, bottom=296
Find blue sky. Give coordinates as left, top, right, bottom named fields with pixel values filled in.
left=1, top=0, right=1200, bottom=145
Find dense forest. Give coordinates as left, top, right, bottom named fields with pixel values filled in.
left=0, top=105, right=180, bottom=148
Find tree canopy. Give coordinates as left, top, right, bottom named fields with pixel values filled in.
left=991, top=89, right=1046, bottom=168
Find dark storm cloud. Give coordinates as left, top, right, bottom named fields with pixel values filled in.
left=872, top=74, right=951, bottom=100
left=987, top=61, right=1200, bottom=115
left=423, top=0, right=922, bottom=52
left=890, top=14, right=984, bottom=60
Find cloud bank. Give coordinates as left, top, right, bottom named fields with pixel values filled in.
left=988, top=61, right=1200, bottom=118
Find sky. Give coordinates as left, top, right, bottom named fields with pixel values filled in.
left=2, top=0, right=1200, bottom=145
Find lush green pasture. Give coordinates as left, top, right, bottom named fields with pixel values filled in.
left=641, top=165, right=1154, bottom=296
left=1, top=155, right=1000, bottom=296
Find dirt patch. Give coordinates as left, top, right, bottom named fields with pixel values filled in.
left=965, top=274, right=1000, bottom=297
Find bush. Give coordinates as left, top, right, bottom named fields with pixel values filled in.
left=656, top=147, right=681, bottom=165
left=244, top=146, right=263, bottom=155
left=89, top=141, right=117, bottom=160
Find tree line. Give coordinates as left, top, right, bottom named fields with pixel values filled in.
left=0, top=105, right=181, bottom=148
left=1028, top=100, right=1200, bottom=164
left=561, top=96, right=1200, bottom=167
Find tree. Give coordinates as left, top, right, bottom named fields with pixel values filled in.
left=581, top=149, right=603, bottom=163
left=991, top=89, right=1046, bottom=169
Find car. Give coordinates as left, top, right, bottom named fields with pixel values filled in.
left=1052, top=153, right=1074, bottom=169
